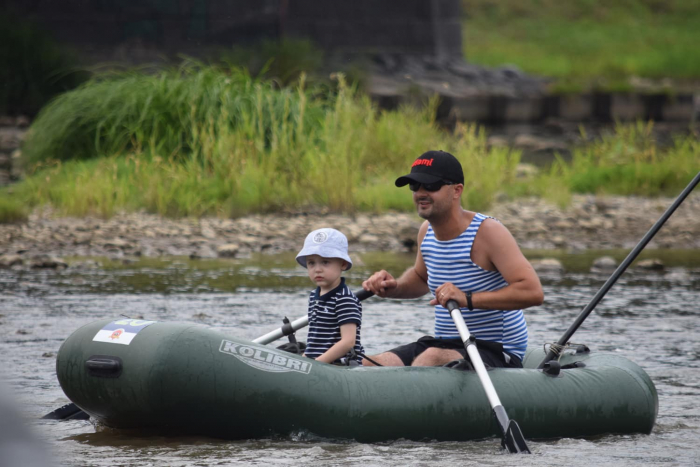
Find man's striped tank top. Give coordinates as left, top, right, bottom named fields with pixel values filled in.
left=421, top=213, right=528, bottom=360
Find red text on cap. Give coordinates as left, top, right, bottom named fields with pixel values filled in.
left=412, top=158, right=434, bottom=167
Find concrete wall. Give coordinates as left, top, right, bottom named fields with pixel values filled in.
left=2, top=0, right=462, bottom=64
left=439, top=93, right=698, bottom=124
left=283, top=0, right=462, bottom=58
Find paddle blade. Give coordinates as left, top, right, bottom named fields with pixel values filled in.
left=501, top=420, right=530, bottom=454
left=41, top=402, right=89, bottom=420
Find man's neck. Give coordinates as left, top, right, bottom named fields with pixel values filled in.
left=430, top=209, right=473, bottom=241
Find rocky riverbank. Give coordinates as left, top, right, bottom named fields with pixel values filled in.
left=1, top=193, right=699, bottom=269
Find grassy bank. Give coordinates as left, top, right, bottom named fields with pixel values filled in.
left=511, top=122, right=700, bottom=206
left=8, top=66, right=517, bottom=219
left=1, top=67, right=698, bottom=223
left=462, top=0, right=700, bottom=92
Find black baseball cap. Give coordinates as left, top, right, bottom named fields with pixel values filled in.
left=395, top=150, right=464, bottom=187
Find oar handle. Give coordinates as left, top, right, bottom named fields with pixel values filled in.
left=355, top=288, right=374, bottom=301
left=447, top=300, right=531, bottom=454
left=447, top=300, right=503, bottom=409
left=253, top=315, right=309, bottom=344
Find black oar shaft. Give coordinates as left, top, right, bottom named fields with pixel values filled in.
left=538, top=171, right=700, bottom=369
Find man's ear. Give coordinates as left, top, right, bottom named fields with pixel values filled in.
left=341, top=260, right=349, bottom=271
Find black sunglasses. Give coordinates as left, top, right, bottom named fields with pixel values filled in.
left=409, top=180, right=454, bottom=192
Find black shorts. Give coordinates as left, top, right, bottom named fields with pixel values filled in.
left=387, top=336, right=523, bottom=368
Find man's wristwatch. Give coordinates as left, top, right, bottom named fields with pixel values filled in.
left=465, top=291, right=474, bottom=311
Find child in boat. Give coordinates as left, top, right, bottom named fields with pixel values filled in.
left=296, top=228, right=364, bottom=365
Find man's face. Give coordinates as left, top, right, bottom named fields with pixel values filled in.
left=412, top=182, right=456, bottom=220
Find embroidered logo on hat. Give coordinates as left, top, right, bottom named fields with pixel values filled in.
left=313, top=231, right=328, bottom=243
left=412, top=158, right=434, bottom=167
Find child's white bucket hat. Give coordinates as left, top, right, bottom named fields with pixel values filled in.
left=296, top=228, right=352, bottom=270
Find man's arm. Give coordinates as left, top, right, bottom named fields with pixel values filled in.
left=433, top=219, right=544, bottom=310
left=363, top=221, right=431, bottom=299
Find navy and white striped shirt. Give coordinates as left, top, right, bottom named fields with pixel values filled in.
left=421, top=213, right=528, bottom=360
left=305, top=278, right=364, bottom=364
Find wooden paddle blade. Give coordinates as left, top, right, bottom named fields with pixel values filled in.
left=41, top=402, right=88, bottom=420
left=502, top=420, right=530, bottom=454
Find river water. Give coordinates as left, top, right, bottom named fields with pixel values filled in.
left=1, top=251, right=699, bottom=466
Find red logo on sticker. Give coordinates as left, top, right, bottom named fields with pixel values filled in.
left=109, top=329, right=124, bottom=340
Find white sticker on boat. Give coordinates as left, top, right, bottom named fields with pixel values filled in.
left=92, top=319, right=157, bottom=345
left=219, top=340, right=312, bottom=374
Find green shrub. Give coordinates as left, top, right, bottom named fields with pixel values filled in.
left=21, top=64, right=325, bottom=167
left=509, top=121, right=700, bottom=202
left=0, top=194, right=28, bottom=224
left=14, top=71, right=520, bottom=217
left=217, top=39, right=325, bottom=86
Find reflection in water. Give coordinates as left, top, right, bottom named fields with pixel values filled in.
left=0, top=252, right=699, bottom=466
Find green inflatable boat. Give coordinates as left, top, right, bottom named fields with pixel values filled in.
left=55, top=317, right=658, bottom=442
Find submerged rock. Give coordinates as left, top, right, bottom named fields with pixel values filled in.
left=635, top=259, right=664, bottom=271
left=591, top=256, right=617, bottom=272
left=217, top=244, right=240, bottom=258
left=29, top=255, right=67, bottom=269
left=530, top=258, right=564, bottom=273
left=0, top=254, right=23, bottom=268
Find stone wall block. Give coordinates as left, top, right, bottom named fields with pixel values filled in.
left=0, top=128, right=23, bottom=152
left=611, top=94, right=645, bottom=121
left=662, top=94, right=695, bottom=121
left=450, top=96, right=490, bottom=121
left=558, top=94, right=594, bottom=121
left=504, top=97, right=545, bottom=122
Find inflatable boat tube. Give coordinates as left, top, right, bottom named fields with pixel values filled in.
left=56, top=319, right=658, bottom=442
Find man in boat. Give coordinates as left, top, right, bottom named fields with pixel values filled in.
left=362, top=150, right=544, bottom=368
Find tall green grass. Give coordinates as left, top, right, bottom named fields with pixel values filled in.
left=462, top=0, right=700, bottom=92
left=11, top=66, right=698, bottom=219
left=217, top=39, right=325, bottom=87
left=21, top=63, right=327, bottom=167
left=509, top=122, right=700, bottom=206
left=14, top=68, right=518, bottom=218
left=0, top=196, right=28, bottom=224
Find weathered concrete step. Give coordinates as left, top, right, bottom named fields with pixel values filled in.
left=371, top=91, right=698, bottom=124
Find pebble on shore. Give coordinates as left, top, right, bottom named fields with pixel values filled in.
left=1, top=194, right=699, bottom=271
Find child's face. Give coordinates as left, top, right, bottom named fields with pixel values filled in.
left=305, top=255, right=347, bottom=294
